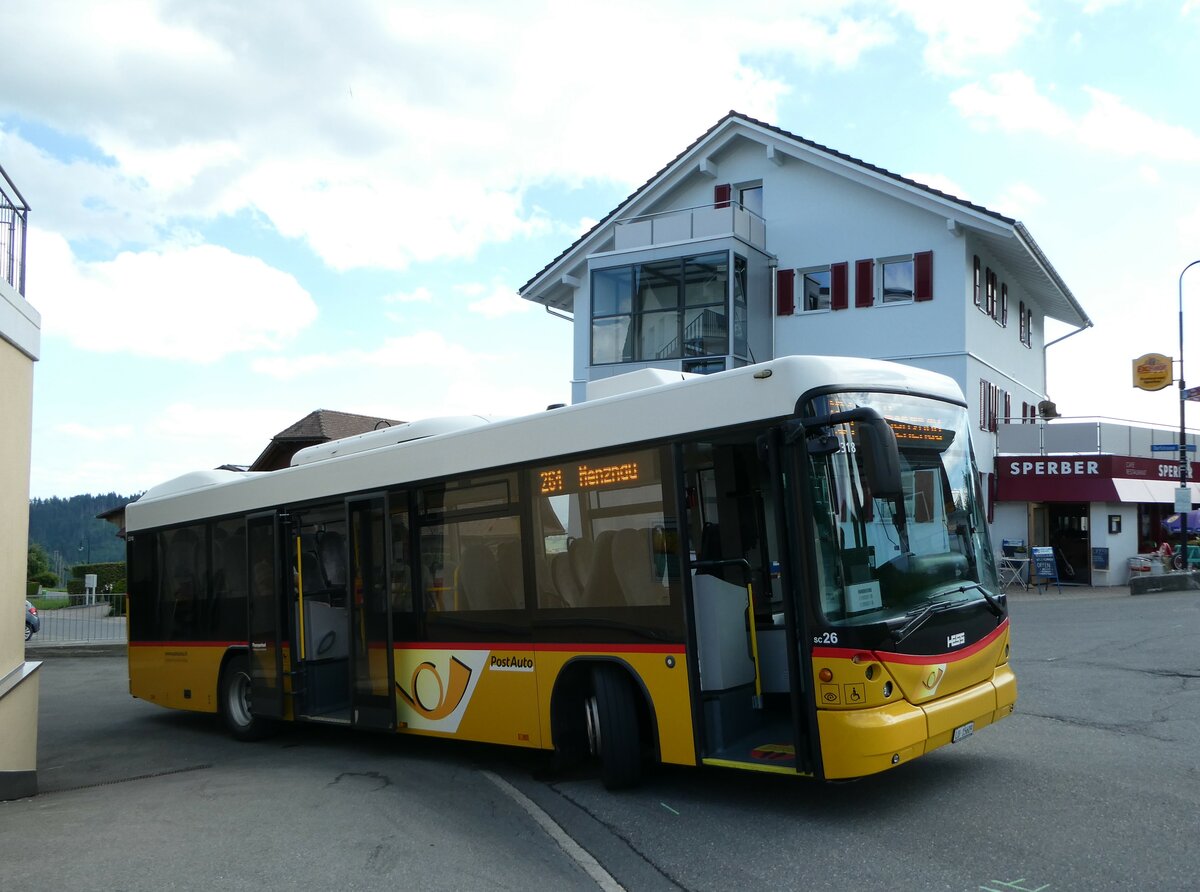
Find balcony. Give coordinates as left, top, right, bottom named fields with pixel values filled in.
left=612, top=201, right=766, bottom=254
left=1, top=163, right=30, bottom=297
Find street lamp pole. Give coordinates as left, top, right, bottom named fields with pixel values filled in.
left=1179, top=260, right=1200, bottom=567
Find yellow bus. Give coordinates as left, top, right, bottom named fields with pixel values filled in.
left=125, top=356, right=1015, bottom=788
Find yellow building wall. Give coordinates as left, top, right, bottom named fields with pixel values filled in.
left=0, top=338, right=39, bottom=799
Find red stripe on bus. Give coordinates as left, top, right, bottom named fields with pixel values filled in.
left=812, top=619, right=1009, bottom=665
left=129, top=641, right=247, bottom=648
left=392, top=641, right=685, bottom=654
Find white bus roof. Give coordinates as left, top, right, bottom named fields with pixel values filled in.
left=126, top=356, right=965, bottom=532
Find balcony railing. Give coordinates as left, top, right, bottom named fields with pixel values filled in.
left=613, top=201, right=766, bottom=253
left=1, top=162, right=30, bottom=297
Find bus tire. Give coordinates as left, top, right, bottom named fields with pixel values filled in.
left=586, top=663, right=642, bottom=790
left=218, top=653, right=274, bottom=742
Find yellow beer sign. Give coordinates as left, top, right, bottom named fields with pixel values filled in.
left=1132, top=353, right=1173, bottom=392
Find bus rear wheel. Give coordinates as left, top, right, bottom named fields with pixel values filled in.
left=586, top=664, right=642, bottom=790
left=219, top=653, right=274, bottom=741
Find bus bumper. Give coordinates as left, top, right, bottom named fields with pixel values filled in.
left=817, top=664, right=1017, bottom=780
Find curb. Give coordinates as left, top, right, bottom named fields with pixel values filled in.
left=25, top=642, right=126, bottom=657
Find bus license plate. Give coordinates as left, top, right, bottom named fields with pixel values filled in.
left=952, top=721, right=975, bottom=743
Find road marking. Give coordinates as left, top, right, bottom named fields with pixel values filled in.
left=482, top=770, right=625, bottom=892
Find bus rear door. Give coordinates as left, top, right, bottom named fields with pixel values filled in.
left=247, top=511, right=286, bottom=720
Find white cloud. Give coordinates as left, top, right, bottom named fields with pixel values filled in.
left=251, top=331, right=478, bottom=380
left=54, top=421, right=134, bottom=442
left=890, top=0, right=1040, bottom=75
left=1180, top=204, right=1200, bottom=252
left=383, top=286, right=433, bottom=304
left=951, top=73, right=1200, bottom=164
left=0, top=0, right=911, bottom=271
left=465, top=284, right=532, bottom=319
left=28, top=229, right=317, bottom=361
left=993, top=182, right=1045, bottom=220
left=950, top=71, right=1073, bottom=136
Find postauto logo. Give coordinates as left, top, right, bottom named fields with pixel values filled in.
left=395, top=650, right=489, bottom=732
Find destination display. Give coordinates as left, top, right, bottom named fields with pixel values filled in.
left=539, top=460, right=642, bottom=495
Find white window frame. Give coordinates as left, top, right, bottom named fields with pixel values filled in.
left=797, top=265, right=832, bottom=313
left=878, top=254, right=915, bottom=305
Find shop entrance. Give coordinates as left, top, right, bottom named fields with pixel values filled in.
left=1046, top=504, right=1090, bottom=584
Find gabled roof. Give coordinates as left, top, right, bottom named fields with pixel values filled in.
left=249, top=409, right=404, bottom=472
left=520, top=110, right=1090, bottom=329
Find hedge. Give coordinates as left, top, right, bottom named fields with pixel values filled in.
left=67, top=561, right=127, bottom=595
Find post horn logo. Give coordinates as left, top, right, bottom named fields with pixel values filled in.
left=396, top=656, right=473, bottom=720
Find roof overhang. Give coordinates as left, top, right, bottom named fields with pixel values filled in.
left=520, top=111, right=1091, bottom=329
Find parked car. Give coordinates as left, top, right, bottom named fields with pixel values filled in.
left=25, top=600, right=39, bottom=641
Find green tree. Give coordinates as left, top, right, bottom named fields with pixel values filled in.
left=28, top=543, right=51, bottom=578
left=28, top=542, right=58, bottom=588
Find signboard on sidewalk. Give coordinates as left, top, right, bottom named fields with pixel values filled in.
left=1031, top=546, right=1061, bottom=594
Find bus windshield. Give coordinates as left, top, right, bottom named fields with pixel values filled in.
left=803, top=390, right=998, bottom=628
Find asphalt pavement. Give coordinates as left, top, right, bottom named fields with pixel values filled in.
left=1, top=653, right=632, bottom=892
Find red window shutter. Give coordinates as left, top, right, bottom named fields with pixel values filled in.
left=831, top=262, right=848, bottom=311
left=855, top=259, right=874, bottom=308
left=914, top=251, right=933, bottom=301
left=776, top=268, right=794, bottom=316
left=714, top=184, right=731, bottom=209
left=1005, top=392, right=1011, bottom=424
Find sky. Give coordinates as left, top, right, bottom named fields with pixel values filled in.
left=3, top=0, right=1199, bottom=498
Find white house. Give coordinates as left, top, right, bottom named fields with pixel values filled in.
left=519, top=110, right=1124, bottom=580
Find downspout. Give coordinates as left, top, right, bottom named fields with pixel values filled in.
left=1042, top=320, right=1093, bottom=402
left=768, top=256, right=778, bottom=360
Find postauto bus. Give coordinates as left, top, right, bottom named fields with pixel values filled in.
left=124, top=356, right=1015, bottom=788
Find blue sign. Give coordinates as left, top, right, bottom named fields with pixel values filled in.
left=1151, top=443, right=1196, bottom=452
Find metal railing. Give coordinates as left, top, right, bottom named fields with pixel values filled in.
left=1, top=162, right=30, bottom=296
left=28, top=594, right=127, bottom=644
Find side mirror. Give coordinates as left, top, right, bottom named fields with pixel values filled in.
left=796, top=407, right=902, bottom=497
left=855, top=414, right=902, bottom=498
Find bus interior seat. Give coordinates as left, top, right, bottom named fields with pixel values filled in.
left=613, top=528, right=666, bottom=606
left=551, top=553, right=582, bottom=606
left=458, top=544, right=502, bottom=611
left=696, top=522, right=725, bottom=580
left=568, top=537, right=594, bottom=593
left=495, top=540, right=525, bottom=609
left=581, top=530, right=624, bottom=608
left=318, top=530, right=347, bottom=590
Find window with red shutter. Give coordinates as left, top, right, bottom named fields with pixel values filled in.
left=776, top=268, right=794, bottom=316
left=855, top=259, right=874, bottom=308
left=714, top=183, right=731, bottom=210
left=831, top=262, right=848, bottom=311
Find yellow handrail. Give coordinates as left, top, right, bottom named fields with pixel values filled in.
left=745, top=581, right=763, bottom=708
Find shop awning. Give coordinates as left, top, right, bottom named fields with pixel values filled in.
left=1112, top=479, right=1200, bottom=505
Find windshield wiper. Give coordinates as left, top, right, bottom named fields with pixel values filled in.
left=891, top=599, right=957, bottom=644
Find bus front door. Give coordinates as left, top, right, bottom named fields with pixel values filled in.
left=347, top=495, right=395, bottom=730
left=247, top=511, right=286, bottom=720
left=684, top=438, right=814, bottom=776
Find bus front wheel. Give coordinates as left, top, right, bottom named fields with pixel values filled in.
left=586, top=664, right=642, bottom=790
left=219, top=654, right=274, bottom=742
